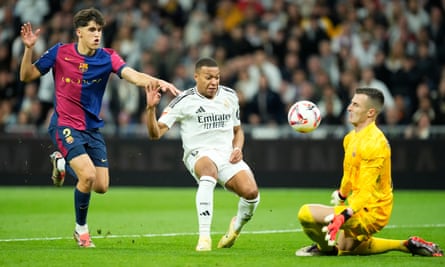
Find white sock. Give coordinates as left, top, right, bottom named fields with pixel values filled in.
left=234, top=194, right=260, bottom=233
left=57, top=157, right=66, bottom=171
left=75, top=223, right=89, bottom=234
left=196, top=176, right=216, bottom=238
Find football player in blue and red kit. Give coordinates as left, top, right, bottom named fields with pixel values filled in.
left=19, top=8, right=179, bottom=247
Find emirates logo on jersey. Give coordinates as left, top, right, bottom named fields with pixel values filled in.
left=78, top=63, right=88, bottom=73
left=197, top=113, right=231, bottom=130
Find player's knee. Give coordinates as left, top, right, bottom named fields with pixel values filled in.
left=298, top=204, right=314, bottom=224
left=92, top=176, right=109, bottom=194
left=94, top=188, right=107, bottom=194
left=83, top=175, right=96, bottom=187
left=77, top=174, right=96, bottom=192
left=94, top=184, right=108, bottom=194
left=242, top=187, right=258, bottom=200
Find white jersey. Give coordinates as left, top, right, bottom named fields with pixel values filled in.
left=159, top=86, right=241, bottom=161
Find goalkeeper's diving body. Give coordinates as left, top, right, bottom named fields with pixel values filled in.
left=295, top=87, right=443, bottom=257
left=145, top=57, right=260, bottom=252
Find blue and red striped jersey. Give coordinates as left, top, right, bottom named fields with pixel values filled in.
left=34, top=43, right=126, bottom=130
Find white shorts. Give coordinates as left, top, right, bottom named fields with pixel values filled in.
left=184, top=149, right=251, bottom=185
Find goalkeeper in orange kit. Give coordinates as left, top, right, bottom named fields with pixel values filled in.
left=295, top=88, right=443, bottom=257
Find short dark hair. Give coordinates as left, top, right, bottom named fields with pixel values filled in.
left=195, top=57, right=218, bottom=71
left=73, top=8, right=105, bottom=29
left=355, top=87, right=385, bottom=113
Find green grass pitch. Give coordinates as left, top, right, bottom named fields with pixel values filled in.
left=0, top=187, right=444, bottom=267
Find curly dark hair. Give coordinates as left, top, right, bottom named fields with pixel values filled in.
left=73, top=8, right=105, bottom=29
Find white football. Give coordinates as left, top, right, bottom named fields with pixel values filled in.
left=287, top=100, right=321, bottom=133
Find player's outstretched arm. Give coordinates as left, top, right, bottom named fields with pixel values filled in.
left=145, top=87, right=169, bottom=140
left=19, top=22, right=42, bottom=82
left=121, top=67, right=180, bottom=96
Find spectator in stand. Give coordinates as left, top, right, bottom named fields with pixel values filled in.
left=0, top=99, right=16, bottom=131
left=305, top=55, right=324, bottom=100
left=385, top=39, right=407, bottom=75
left=390, top=55, right=421, bottom=114
left=237, top=0, right=265, bottom=24
left=405, top=0, right=430, bottom=35
left=107, top=74, right=141, bottom=136
left=0, top=3, right=15, bottom=46
left=299, top=13, right=330, bottom=66
left=248, top=48, right=282, bottom=94
left=415, top=40, right=440, bottom=89
left=284, top=1, right=303, bottom=30
left=0, top=68, right=16, bottom=102
left=388, top=15, right=416, bottom=51
left=352, top=32, right=379, bottom=69
left=246, top=73, right=286, bottom=126
left=371, top=22, right=390, bottom=55
left=134, top=16, right=161, bottom=52
left=265, top=11, right=288, bottom=65
left=111, top=24, right=140, bottom=69
left=318, top=39, right=340, bottom=87
left=244, top=22, right=263, bottom=51
left=280, top=52, right=301, bottom=83
left=339, top=49, right=362, bottom=80
left=284, top=36, right=302, bottom=65
left=384, top=106, right=404, bottom=138
left=411, top=82, right=435, bottom=124
left=330, top=21, right=355, bottom=56
left=390, top=95, right=411, bottom=126
left=384, top=0, right=406, bottom=28
left=281, top=68, right=307, bottom=111
left=312, top=70, right=332, bottom=104
left=171, top=63, right=195, bottom=92
left=433, top=77, right=445, bottom=125
left=356, top=0, right=388, bottom=29
left=372, top=49, right=392, bottom=89
left=317, top=84, right=343, bottom=125
left=234, top=67, right=257, bottom=104
left=225, top=25, right=254, bottom=58
left=427, top=6, right=445, bottom=65
left=404, top=111, right=432, bottom=140
left=414, top=26, right=437, bottom=57
left=297, top=81, right=317, bottom=104
left=150, top=33, right=182, bottom=80
left=13, top=0, right=50, bottom=26
left=215, top=0, right=244, bottom=33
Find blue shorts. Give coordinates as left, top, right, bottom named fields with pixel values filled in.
left=48, top=126, right=108, bottom=167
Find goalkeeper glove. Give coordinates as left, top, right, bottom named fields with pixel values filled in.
left=322, top=208, right=352, bottom=246
left=330, top=190, right=346, bottom=205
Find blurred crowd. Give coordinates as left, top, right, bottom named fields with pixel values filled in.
left=1, top=0, right=445, bottom=139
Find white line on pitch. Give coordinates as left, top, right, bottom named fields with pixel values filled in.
left=1, top=224, right=444, bottom=243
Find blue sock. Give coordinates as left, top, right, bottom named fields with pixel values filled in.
left=66, top=164, right=77, bottom=179
left=74, top=188, right=91, bottom=226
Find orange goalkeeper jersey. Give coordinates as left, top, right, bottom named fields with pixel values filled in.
left=339, top=122, right=393, bottom=221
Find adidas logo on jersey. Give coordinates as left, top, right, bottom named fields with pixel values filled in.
left=199, top=210, right=211, bottom=216
left=196, top=106, right=206, bottom=113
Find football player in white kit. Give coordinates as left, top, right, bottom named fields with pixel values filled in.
left=145, top=57, right=260, bottom=252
